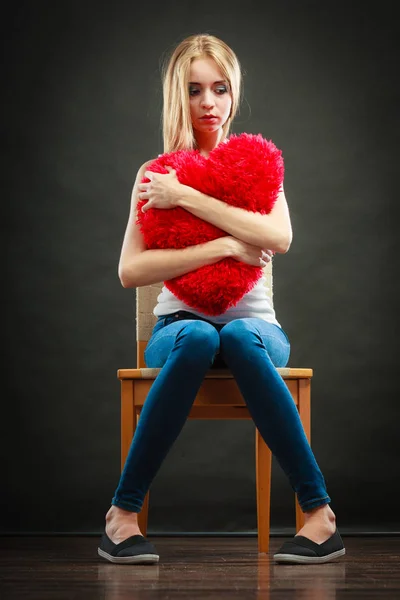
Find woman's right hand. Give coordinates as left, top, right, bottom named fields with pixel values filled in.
left=221, top=236, right=273, bottom=267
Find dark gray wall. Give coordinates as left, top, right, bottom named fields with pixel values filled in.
left=3, top=1, right=399, bottom=535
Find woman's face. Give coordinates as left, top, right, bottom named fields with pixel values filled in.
left=188, top=57, right=232, bottom=135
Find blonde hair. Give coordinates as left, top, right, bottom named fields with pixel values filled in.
left=161, top=34, right=242, bottom=153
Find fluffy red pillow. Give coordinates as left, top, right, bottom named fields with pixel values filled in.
left=136, top=133, right=284, bottom=315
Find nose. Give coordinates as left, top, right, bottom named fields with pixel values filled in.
left=200, top=89, right=215, bottom=109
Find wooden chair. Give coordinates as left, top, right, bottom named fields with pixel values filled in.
left=117, top=261, right=313, bottom=553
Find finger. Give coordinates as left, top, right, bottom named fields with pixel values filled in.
left=144, top=171, right=154, bottom=180
left=259, top=257, right=268, bottom=267
left=262, top=249, right=273, bottom=257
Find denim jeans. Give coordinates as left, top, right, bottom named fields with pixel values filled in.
left=111, top=310, right=331, bottom=513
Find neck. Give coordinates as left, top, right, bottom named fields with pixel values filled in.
left=194, top=128, right=225, bottom=157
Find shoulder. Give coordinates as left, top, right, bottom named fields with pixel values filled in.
left=140, top=157, right=157, bottom=172
left=133, top=158, right=157, bottom=183
left=143, top=157, right=158, bottom=167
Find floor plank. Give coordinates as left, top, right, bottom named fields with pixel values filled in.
left=0, top=536, right=399, bottom=599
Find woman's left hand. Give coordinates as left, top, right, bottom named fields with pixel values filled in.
left=138, top=166, right=183, bottom=212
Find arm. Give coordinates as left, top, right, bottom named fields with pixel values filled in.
left=121, top=239, right=233, bottom=288
left=118, top=160, right=234, bottom=288
left=177, top=184, right=293, bottom=253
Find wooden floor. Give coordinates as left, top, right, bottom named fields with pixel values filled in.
left=1, top=536, right=399, bottom=599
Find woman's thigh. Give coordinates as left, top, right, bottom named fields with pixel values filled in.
left=219, top=318, right=291, bottom=368
left=144, top=316, right=221, bottom=368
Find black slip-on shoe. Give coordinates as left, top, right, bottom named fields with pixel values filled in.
left=97, top=532, right=159, bottom=564
left=273, top=528, right=346, bottom=564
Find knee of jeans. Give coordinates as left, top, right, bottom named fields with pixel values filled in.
left=177, top=320, right=220, bottom=355
left=219, top=319, right=251, bottom=345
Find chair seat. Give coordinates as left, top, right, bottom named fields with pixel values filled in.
left=118, top=367, right=313, bottom=379
left=117, top=367, right=312, bottom=415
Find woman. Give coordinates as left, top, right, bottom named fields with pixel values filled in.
left=98, top=33, right=345, bottom=565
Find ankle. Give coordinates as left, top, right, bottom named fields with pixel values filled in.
left=106, top=505, right=139, bottom=524
left=304, top=504, right=336, bottom=523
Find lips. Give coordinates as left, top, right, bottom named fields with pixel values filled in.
left=201, top=115, right=217, bottom=120
left=200, top=117, right=218, bottom=125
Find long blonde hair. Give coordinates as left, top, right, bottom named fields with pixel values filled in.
left=161, top=34, right=242, bottom=153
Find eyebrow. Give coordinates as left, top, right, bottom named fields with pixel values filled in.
left=188, top=80, right=228, bottom=85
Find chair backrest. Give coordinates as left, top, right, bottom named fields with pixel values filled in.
left=136, top=261, right=273, bottom=368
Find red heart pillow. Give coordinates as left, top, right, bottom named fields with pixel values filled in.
left=136, top=133, right=284, bottom=315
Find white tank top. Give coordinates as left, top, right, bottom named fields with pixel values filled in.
left=153, top=274, right=281, bottom=327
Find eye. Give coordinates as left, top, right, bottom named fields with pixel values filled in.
left=188, top=86, right=229, bottom=96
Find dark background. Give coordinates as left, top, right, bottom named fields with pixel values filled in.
left=2, top=1, right=399, bottom=535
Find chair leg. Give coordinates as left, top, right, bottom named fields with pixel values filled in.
left=295, top=378, right=311, bottom=533
left=120, top=380, right=135, bottom=471
left=121, top=380, right=149, bottom=536
left=255, top=428, right=272, bottom=553
left=135, top=409, right=149, bottom=538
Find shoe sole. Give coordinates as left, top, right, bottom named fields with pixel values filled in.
left=273, top=547, right=346, bottom=564
left=98, top=547, right=160, bottom=564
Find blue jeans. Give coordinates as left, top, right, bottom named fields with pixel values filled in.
left=111, top=310, right=331, bottom=513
